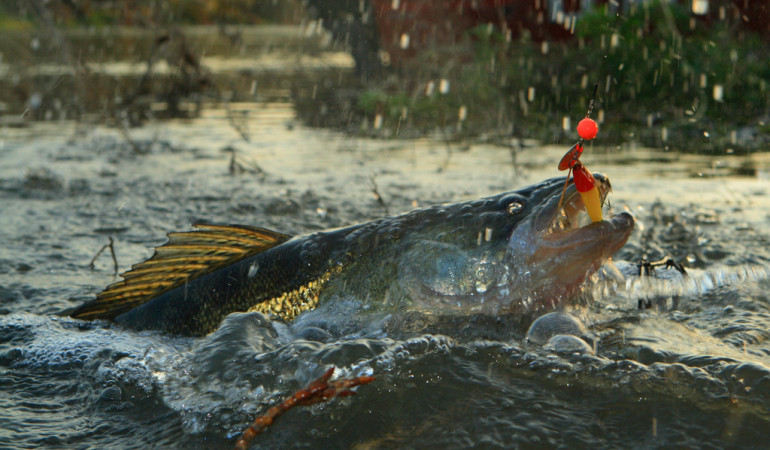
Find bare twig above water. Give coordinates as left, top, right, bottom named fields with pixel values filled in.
left=225, top=102, right=251, bottom=142
left=89, top=237, right=118, bottom=274
left=224, top=146, right=265, bottom=176
left=439, top=127, right=453, bottom=172
left=370, top=176, right=389, bottom=214
left=119, top=28, right=210, bottom=127
left=508, top=128, right=526, bottom=177
left=116, top=115, right=145, bottom=154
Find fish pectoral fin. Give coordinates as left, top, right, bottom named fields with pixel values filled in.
left=70, top=224, right=291, bottom=321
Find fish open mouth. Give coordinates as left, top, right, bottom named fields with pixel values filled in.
left=539, top=174, right=634, bottom=249
left=547, top=176, right=612, bottom=234
left=500, top=173, right=635, bottom=309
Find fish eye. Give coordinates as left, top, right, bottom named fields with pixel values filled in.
left=507, top=201, right=524, bottom=215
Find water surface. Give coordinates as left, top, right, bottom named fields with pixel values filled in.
left=2, top=97, right=770, bottom=449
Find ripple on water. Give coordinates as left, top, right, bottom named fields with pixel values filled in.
left=2, top=117, right=770, bottom=447
left=0, top=313, right=196, bottom=448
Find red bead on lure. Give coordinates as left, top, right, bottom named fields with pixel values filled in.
left=577, top=118, right=598, bottom=140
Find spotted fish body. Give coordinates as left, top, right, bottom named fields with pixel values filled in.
left=70, top=176, right=634, bottom=336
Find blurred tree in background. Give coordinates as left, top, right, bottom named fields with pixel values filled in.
left=0, top=0, right=303, bottom=27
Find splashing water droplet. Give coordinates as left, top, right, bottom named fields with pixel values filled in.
left=692, top=0, right=709, bottom=15
left=425, top=81, right=435, bottom=96
left=458, top=106, right=467, bottom=122
left=439, top=79, right=450, bottom=94
left=474, top=260, right=492, bottom=294
left=713, top=85, right=724, bottom=102
left=400, top=33, right=410, bottom=49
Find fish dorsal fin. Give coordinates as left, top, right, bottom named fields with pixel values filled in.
left=71, top=224, right=291, bottom=320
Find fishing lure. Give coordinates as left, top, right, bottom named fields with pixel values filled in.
left=556, top=84, right=602, bottom=223
left=571, top=161, right=603, bottom=223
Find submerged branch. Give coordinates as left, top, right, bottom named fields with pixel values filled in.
left=234, top=367, right=374, bottom=449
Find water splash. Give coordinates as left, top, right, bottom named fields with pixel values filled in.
left=595, top=261, right=770, bottom=309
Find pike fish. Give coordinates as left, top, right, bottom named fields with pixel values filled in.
left=70, top=175, right=634, bottom=336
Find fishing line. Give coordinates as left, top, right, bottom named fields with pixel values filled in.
left=554, top=82, right=598, bottom=218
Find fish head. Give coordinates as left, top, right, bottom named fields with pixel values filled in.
left=399, top=174, right=634, bottom=315
left=504, top=173, right=634, bottom=310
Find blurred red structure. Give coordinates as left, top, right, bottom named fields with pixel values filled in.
left=371, top=0, right=583, bottom=66
left=368, top=0, right=767, bottom=68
